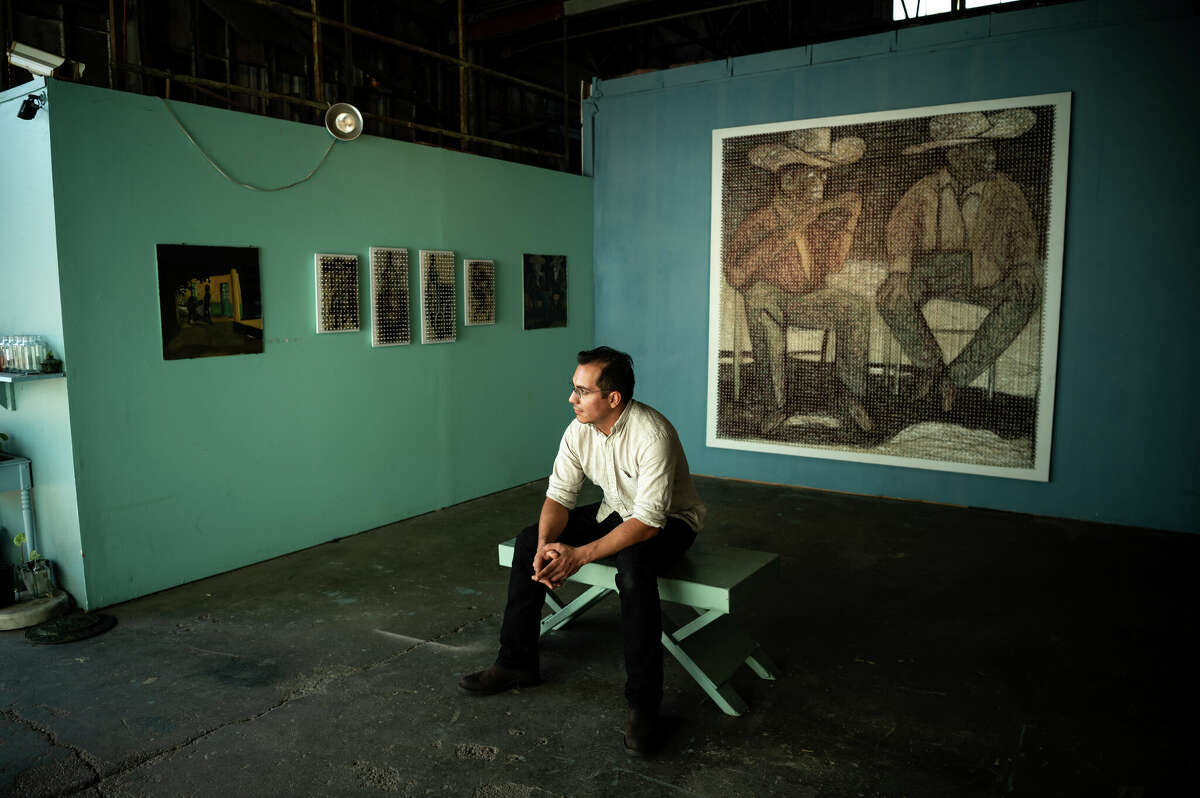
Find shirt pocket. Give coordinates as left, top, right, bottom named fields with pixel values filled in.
left=613, top=464, right=638, bottom=506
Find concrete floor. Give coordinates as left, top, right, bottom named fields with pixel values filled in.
left=1, top=477, right=1192, bottom=797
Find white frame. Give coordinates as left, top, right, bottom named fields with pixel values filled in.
left=706, top=93, right=1072, bottom=481
left=369, top=246, right=411, bottom=347
left=314, top=252, right=360, bottom=334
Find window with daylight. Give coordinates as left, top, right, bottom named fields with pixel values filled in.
left=894, top=0, right=1020, bottom=20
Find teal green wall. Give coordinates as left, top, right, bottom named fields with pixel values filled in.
left=0, top=79, right=85, bottom=600
left=45, top=81, right=593, bottom=608
left=586, top=0, right=1200, bottom=533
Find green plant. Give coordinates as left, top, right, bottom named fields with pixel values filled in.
left=12, top=532, right=39, bottom=563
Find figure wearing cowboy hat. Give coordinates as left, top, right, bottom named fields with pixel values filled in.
left=877, top=109, right=1043, bottom=412
left=723, top=127, right=873, bottom=436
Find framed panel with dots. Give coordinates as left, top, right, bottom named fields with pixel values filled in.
left=464, top=259, right=496, bottom=327
left=419, top=250, right=456, bottom=344
left=369, top=247, right=410, bottom=346
left=707, top=93, right=1072, bottom=481
left=314, top=253, right=360, bottom=334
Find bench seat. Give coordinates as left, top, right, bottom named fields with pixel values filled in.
left=497, top=538, right=780, bottom=716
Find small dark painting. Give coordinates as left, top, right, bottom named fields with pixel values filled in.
left=523, top=254, right=567, bottom=330
left=157, top=244, right=264, bottom=360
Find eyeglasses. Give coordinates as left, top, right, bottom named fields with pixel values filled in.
left=570, top=383, right=609, bottom=399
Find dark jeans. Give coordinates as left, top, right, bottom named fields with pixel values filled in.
left=497, top=502, right=696, bottom=710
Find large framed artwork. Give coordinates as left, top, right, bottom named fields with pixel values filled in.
left=707, top=93, right=1071, bottom=480
left=157, top=244, right=264, bottom=360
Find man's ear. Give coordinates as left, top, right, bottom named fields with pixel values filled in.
left=607, top=390, right=622, bottom=409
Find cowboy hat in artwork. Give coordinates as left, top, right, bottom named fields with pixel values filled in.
left=749, top=127, right=866, bottom=172
left=902, top=108, right=1036, bottom=155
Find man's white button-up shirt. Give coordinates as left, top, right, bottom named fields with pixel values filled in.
left=545, top=400, right=706, bottom=532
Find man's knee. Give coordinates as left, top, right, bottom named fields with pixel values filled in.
left=614, top=547, right=658, bottom=595
left=1003, top=265, right=1043, bottom=308
left=876, top=279, right=906, bottom=316
left=514, top=524, right=539, bottom=558
left=744, top=281, right=783, bottom=319
left=838, top=291, right=870, bottom=323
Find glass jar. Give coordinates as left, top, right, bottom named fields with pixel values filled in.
left=17, top=336, right=30, bottom=371
left=20, top=336, right=33, bottom=372
left=33, top=336, right=47, bottom=371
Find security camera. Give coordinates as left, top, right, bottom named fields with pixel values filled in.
left=7, top=42, right=65, bottom=78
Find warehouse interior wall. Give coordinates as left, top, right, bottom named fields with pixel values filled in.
left=5, top=79, right=593, bottom=608
left=586, top=0, right=1199, bottom=533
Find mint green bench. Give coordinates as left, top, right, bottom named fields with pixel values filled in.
left=497, top=538, right=781, bottom=716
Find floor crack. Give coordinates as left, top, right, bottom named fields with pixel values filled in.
left=2, top=706, right=104, bottom=795
left=52, top=609, right=501, bottom=795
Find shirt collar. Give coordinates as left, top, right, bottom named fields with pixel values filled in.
left=610, top=400, right=634, bottom=435
left=588, top=399, right=634, bottom=438
left=938, top=166, right=989, bottom=197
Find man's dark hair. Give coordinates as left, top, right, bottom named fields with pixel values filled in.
left=578, top=346, right=634, bottom=401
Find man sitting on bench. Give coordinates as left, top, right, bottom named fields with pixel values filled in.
left=459, top=346, right=706, bottom=755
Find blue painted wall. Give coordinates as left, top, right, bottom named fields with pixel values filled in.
left=0, top=78, right=85, bottom=600
left=587, top=1, right=1200, bottom=532
left=38, top=81, right=592, bottom=608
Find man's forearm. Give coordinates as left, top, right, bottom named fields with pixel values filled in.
left=576, top=517, right=659, bottom=565
left=537, top=497, right=570, bottom=547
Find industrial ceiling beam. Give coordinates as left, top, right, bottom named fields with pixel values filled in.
left=113, top=61, right=566, bottom=161
left=243, top=0, right=574, bottom=102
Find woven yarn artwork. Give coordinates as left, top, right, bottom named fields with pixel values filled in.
left=708, top=94, right=1071, bottom=480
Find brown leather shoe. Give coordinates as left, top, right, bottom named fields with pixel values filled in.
left=458, top=664, right=540, bottom=695
left=624, top=708, right=658, bottom=756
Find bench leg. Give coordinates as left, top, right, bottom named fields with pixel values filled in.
left=661, top=629, right=750, bottom=717
left=745, top=645, right=780, bottom=680
left=660, top=606, right=781, bottom=716
left=539, top=585, right=613, bottom=637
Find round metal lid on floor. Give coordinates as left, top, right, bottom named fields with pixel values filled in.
left=25, top=611, right=117, bottom=644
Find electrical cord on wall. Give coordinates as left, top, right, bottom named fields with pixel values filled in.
left=160, top=97, right=337, bottom=192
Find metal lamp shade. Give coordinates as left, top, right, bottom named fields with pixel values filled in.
left=325, top=103, right=363, bottom=141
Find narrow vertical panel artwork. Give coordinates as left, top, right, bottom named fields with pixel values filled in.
left=420, top=250, right=457, bottom=344
left=315, top=253, right=360, bottom=333
left=464, top=259, right=496, bottom=326
left=369, top=247, right=411, bottom=346
left=523, top=254, right=567, bottom=330
left=156, top=244, right=264, bottom=359
left=707, top=94, right=1071, bottom=480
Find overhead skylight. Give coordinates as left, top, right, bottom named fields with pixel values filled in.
left=894, top=0, right=1018, bottom=20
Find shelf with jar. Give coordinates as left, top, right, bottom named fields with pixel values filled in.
left=0, top=336, right=65, bottom=411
